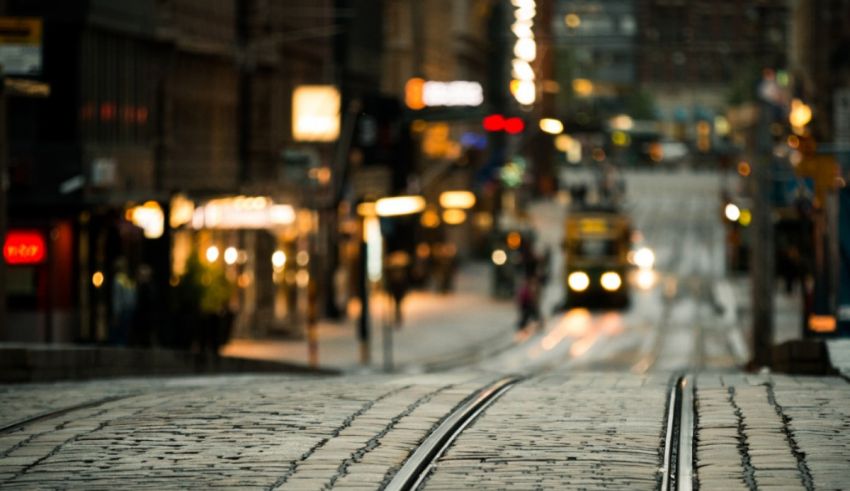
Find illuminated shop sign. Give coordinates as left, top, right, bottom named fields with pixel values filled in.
left=3, top=230, right=46, bottom=265
left=292, top=85, right=340, bottom=142
left=405, top=78, right=484, bottom=109
left=192, top=196, right=295, bottom=230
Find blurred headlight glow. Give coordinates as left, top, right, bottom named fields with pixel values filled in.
left=636, top=269, right=656, bottom=290
left=724, top=203, right=741, bottom=222
left=634, top=247, right=655, bottom=270
left=600, top=271, right=622, bottom=291
left=492, top=249, right=508, bottom=266
left=568, top=271, right=590, bottom=292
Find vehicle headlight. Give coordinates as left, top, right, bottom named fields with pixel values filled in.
left=600, top=271, right=622, bottom=291
left=568, top=271, right=590, bottom=292
left=633, top=247, right=655, bottom=270
left=492, top=249, right=507, bottom=266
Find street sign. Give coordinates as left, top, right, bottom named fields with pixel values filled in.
left=0, top=17, right=42, bottom=76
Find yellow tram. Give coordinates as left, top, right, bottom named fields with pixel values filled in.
left=563, top=206, right=632, bottom=308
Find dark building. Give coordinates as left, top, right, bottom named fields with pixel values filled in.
left=1, top=1, right=338, bottom=343
left=634, top=0, right=788, bottom=135
left=554, top=0, right=637, bottom=90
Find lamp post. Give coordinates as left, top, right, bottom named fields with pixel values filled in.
left=373, top=195, right=425, bottom=371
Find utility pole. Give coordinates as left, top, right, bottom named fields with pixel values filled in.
left=751, top=97, right=776, bottom=367
left=0, top=66, right=7, bottom=341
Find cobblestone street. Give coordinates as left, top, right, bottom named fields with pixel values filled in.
left=2, top=370, right=849, bottom=489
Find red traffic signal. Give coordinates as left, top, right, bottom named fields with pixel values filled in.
left=483, top=114, right=505, bottom=132
left=504, top=117, right=524, bottom=134
left=483, top=114, right=525, bottom=134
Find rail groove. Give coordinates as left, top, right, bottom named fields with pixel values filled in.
left=661, top=374, right=694, bottom=491
left=384, top=376, right=521, bottom=491
left=0, top=395, right=133, bottom=435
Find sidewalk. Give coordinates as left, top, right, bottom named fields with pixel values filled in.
left=220, top=262, right=519, bottom=373
left=730, top=275, right=850, bottom=377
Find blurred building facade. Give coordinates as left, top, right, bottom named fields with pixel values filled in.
left=786, top=0, right=850, bottom=335
left=554, top=0, right=636, bottom=91
left=2, top=0, right=517, bottom=346
left=635, top=0, right=788, bottom=142
left=1, top=0, right=340, bottom=344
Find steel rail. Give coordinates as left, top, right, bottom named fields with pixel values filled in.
left=0, top=394, right=132, bottom=435
left=661, top=374, right=694, bottom=491
left=384, top=375, right=521, bottom=491
left=677, top=375, right=695, bottom=491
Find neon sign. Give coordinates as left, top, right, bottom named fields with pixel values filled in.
left=3, top=230, right=46, bottom=265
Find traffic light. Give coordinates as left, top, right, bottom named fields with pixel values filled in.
left=482, top=114, right=525, bottom=134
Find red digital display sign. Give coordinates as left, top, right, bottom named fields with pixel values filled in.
left=3, top=230, right=47, bottom=265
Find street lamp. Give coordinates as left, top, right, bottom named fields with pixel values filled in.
left=438, top=191, right=476, bottom=209
left=375, top=196, right=426, bottom=217
left=373, top=195, right=425, bottom=371
left=789, top=98, right=812, bottom=134
left=539, top=118, right=563, bottom=135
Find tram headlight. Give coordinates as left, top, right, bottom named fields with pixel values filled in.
left=568, top=271, right=590, bottom=292
left=600, top=271, right=622, bottom=291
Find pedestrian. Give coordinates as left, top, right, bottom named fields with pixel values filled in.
left=132, top=264, right=157, bottom=347
left=434, top=243, right=457, bottom=293
left=539, top=246, right=552, bottom=286
left=516, top=274, right=542, bottom=331
left=109, top=257, right=136, bottom=346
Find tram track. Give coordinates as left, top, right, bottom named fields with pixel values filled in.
left=0, top=394, right=135, bottom=435
left=661, top=374, right=694, bottom=491
left=384, top=375, right=522, bottom=491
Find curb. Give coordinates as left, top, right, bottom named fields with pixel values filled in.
left=0, top=344, right=339, bottom=383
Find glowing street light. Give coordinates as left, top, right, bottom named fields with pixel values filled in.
left=609, top=114, right=634, bottom=131
left=514, top=38, right=536, bottom=62
left=127, top=201, right=164, bottom=239
left=789, top=98, right=812, bottom=129
left=224, top=246, right=238, bottom=265
left=375, top=196, right=426, bottom=217
left=439, top=191, right=476, bottom=209
left=572, top=78, right=594, bottom=96
left=539, top=118, right=564, bottom=135
left=271, top=250, right=287, bottom=270
left=205, top=245, right=220, bottom=263
left=512, top=79, right=536, bottom=105
left=292, top=85, right=340, bottom=142
left=442, top=209, right=467, bottom=225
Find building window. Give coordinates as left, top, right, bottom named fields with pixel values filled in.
left=619, top=14, right=636, bottom=36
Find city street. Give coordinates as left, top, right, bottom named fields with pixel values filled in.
left=2, top=170, right=849, bottom=489
left=2, top=0, right=849, bottom=488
